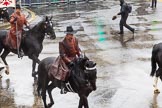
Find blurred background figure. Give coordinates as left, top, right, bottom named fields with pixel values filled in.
left=113, top=0, right=134, bottom=35
left=151, top=0, right=157, bottom=8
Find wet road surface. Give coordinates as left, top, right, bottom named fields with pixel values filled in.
left=1, top=0, right=162, bottom=108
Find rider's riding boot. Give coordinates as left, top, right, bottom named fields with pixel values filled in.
left=60, top=82, right=67, bottom=94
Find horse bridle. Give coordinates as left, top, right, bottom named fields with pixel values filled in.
left=84, top=61, right=97, bottom=85
left=43, top=20, right=54, bottom=36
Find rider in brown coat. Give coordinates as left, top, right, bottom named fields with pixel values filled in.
left=59, top=26, right=82, bottom=94
left=59, top=26, right=81, bottom=66
left=8, top=4, right=29, bottom=58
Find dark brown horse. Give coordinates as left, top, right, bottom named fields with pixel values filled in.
left=0, top=16, right=56, bottom=79
left=150, top=42, right=162, bottom=93
left=0, top=7, right=10, bottom=22
left=37, top=55, right=97, bottom=108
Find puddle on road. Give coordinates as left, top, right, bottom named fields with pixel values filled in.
left=0, top=79, right=15, bottom=108
left=0, top=78, right=43, bottom=108
left=1, top=0, right=162, bottom=108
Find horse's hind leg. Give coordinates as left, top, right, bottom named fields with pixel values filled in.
left=41, top=79, right=49, bottom=108
left=153, top=77, right=160, bottom=93
left=32, top=61, right=36, bottom=77
left=47, top=83, right=55, bottom=107
left=41, top=88, right=48, bottom=108
left=37, top=77, right=42, bottom=96
left=1, top=50, right=10, bottom=75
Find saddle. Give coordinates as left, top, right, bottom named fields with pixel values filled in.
left=48, top=56, right=70, bottom=81
left=4, top=29, right=28, bottom=50
left=4, top=30, right=18, bottom=49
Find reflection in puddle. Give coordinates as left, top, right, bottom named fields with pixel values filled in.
left=150, top=93, right=159, bottom=108
left=0, top=78, right=43, bottom=108
left=32, top=84, right=43, bottom=108
left=119, top=34, right=134, bottom=47
left=0, top=79, right=15, bottom=108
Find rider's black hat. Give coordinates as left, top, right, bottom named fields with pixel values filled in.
left=120, top=0, right=124, bottom=4
left=64, top=26, right=77, bottom=34
left=16, top=4, right=21, bottom=9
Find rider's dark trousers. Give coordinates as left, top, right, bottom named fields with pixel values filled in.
left=120, top=13, right=134, bottom=34
left=152, top=0, right=157, bottom=8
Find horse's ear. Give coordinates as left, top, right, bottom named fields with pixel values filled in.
left=93, top=63, right=96, bottom=67
left=83, top=52, right=89, bottom=60
left=50, top=16, right=53, bottom=21
left=85, top=63, right=89, bottom=67
left=83, top=52, right=86, bottom=58
left=45, top=16, right=49, bottom=21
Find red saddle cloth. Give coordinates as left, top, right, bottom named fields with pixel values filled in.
left=48, top=56, right=70, bottom=81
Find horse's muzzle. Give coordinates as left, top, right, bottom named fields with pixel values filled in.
left=90, top=81, right=97, bottom=91
left=93, top=86, right=97, bottom=91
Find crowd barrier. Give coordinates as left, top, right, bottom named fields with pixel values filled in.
left=20, top=0, right=91, bottom=6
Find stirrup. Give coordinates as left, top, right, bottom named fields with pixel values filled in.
left=60, top=88, right=67, bottom=94
left=18, top=51, right=24, bottom=58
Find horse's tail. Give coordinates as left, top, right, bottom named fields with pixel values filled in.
left=150, top=44, right=157, bottom=77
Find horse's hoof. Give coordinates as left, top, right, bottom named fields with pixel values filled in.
left=34, top=77, right=38, bottom=81
left=32, top=72, right=38, bottom=77
left=47, top=102, right=54, bottom=108
left=33, top=77, right=38, bottom=86
left=5, top=70, right=9, bottom=75
left=154, top=89, right=160, bottom=94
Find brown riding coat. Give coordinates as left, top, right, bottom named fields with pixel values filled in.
left=6, top=11, right=27, bottom=49
left=48, top=35, right=81, bottom=81
left=59, top=34, right=81, bottom=64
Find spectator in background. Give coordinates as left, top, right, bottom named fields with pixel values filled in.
left=151, top=0, right=157, bottom=8
left=116, top=0, right=134, bottom=34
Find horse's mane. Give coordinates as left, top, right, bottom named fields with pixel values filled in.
left=30, top=20, right=44, bottom=32
left=73, top=57, right=88, bottom=70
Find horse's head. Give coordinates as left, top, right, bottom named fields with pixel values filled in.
left=0, top=8, right=9, bottom=22
left=72, top=54, right=97, bottom=91
left=42, top=16, right=56, bottom=39
left=85, top=60, right=97, bottom=91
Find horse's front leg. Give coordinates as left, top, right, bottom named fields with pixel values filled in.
left=153, top=77, right=160, bottom=93
left=29, top=54, right=40, bottom=78
left=32, top=61, right=37, bottom=78
left=78, top=94, right=89, bottom=108
left=78, top=97, right=83, bottom=108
